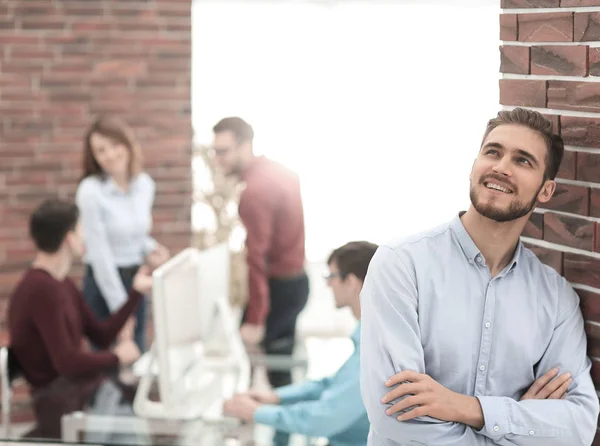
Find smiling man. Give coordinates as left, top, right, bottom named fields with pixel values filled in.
left=360, top=108, right=599, bottom=446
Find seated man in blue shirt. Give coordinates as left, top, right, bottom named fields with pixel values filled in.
left=223, top=241, right=378, bottom=446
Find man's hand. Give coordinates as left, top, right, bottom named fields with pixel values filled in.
left=240, top=323, right=265, bottom=345
left=114, top=339, right=141, bottom=366
left=247, top=389, right=280, bottom=405
left=147, top=244, right=170, bottom=270
left=223, top=394, right=261, bottom=422
left=521, top=368, right=572, bottom=401
left=133, top=265, right=153, bottom=295
left=382, top=370, right=484, bottom=429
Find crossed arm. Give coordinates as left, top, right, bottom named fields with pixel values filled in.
left=359, top=246, right=599, bottom=446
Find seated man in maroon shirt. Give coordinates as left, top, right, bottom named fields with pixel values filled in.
left=212, top=117, right=309, bottom=391
left=8, top=199, right=149, bottom=390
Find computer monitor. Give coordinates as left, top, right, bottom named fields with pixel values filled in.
left=133, top=244, right=249, bottom=420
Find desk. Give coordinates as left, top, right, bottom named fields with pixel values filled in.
left=61, top=411, right=255, bottom=446
left=0, top=372, right=257, bottom=446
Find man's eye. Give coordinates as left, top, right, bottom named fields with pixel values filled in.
left=486, top=150, right=499, bottom=156
left=517, top=158, right=530, bottom=165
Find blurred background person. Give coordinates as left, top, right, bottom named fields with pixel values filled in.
left=212, top=117, right=309, bottom=389
left=8, top=199, right=148, bottom=390
left=76, top=117, right=170, bottom=353
left=224, top=241, right=377, bottom=446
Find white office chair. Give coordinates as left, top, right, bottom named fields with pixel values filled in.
left=0, top=346, right=23, bottom=438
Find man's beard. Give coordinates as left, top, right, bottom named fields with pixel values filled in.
left=469, top=180, right=542, bottom=223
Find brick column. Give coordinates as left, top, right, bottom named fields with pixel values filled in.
left=0, top=1, right=193, bottom=311
left=501, top=0, right=600, bottom=440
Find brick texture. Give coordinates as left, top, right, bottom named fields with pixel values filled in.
left=562, top=0, right=600, bottom=6
left=500, top=14, right=518, bottom=41
left=518, top=12, right=573, bottom=42
left=548, top=81, right=600, bottom=113
left=561, top=116, right=600, bottom=148
left=575, top=13, right=600, bottom=42
left=557, top=150, right=576, bottom=179
left=0, top=0, right=192, bottom=422
left=499, top=79, right=547, bottom=107
left=589, top=48, right=600, bottom=76
left=501, top=46, right=530, bottom=74
left=502, top=0, right=560, bottom=7
left=502, top=1, right=600, bottom=440
left=538, top=183, right=590, bottom=214
left=577, top=152, right=600, bottom=183
left=531, top=45, right=588, bottom=76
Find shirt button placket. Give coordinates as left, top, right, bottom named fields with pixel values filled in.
left=475, top=281, right=495, bottom=395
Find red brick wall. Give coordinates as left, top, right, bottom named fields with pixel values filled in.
left=501, top=0, right=600, bottom=440
left=0, top=0, right=193, bottom=423
left=0, top=1, right=193, bottom=307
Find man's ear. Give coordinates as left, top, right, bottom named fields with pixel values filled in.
left=537, top=179, right=556, bottom=204
left=346, top=273, right=361, bottom=289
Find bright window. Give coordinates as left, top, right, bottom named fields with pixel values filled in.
left=192, top=1, right=500, bottom=262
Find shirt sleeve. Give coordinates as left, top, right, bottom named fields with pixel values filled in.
left=360, top=245, right=481, bottom=445
left=32, top=280, right=119, bottom=377
left=254, top=354, right=364, bottom=438
left=76, top=179, right=129, bottom=312
left=238, top=185, right=276, bottom=326
left=74, top=280, right=143, bottom=349
left=275, top=377, right=333, bottom=405
left=476, top=278, right=599, bottom=446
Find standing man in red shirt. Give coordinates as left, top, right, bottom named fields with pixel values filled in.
left=212, top=117, right=309, bottom=392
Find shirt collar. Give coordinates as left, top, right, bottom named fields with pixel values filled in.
left=450, top=212, right=481, bottom=265
left=103, top=175, right=136, bottom=196
left=450, top=212, right=522, bottom=272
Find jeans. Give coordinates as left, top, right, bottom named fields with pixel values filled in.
left=244, top=272, right=310, bottom=446
left=82, top=265, right=147, bottom=353
left=262, top=273, right=310, bottom=389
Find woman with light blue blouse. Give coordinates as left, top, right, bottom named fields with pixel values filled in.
left=76, top=117, right=170, bottom=353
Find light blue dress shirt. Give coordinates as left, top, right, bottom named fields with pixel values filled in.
left=75, top=173, right=157, bottom=312
left=360, top=213, right=599, bottom=446
left=254, top=324, right=369, bottom=446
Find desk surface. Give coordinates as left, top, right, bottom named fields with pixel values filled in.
left=1, top=372, right=258, bottom=446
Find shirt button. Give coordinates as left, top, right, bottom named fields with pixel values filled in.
left=479, top=365, right=486, bottom=371
left=493, top=425, right=499, bottom=432
left=485, top=322, right=491, bottom=329
left=468, top=259, right=474, bottom=265
left=529, top=430, right=535, bottom=436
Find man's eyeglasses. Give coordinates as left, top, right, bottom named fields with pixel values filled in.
left=323, top=271, right=343, bottom=282
left=211, top=146, right=232, bottom=157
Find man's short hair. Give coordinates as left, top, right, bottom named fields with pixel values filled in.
left=212, top=117, right=254, bottom=144
left=328, top=241, right=379, bottom=282
left=482, top=108, right=564, bottom=180
left=30, top=199, right=79, bottom=254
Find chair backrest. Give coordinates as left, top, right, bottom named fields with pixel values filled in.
left=1, top=346, right=24, bottom=438
left=6, top=348, right=22, bottom=384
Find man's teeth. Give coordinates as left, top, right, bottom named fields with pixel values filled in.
left=486, top=183, right=511, bottom=193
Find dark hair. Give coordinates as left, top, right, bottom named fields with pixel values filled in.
left=482, top=108, right=564, bottom=180
left=327, top=241, right=378, bottom=283
left=82, top=116, right=142, bottom=181
left=30, top=199, right=79, bottom=254
left=212, top=117, right=254, bottom=144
